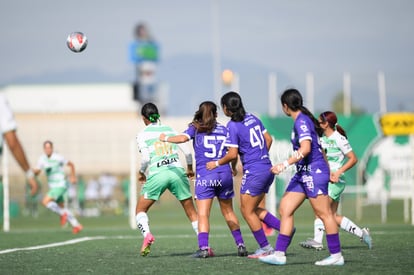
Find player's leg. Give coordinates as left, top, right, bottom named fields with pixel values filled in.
left=260, top=191, right=305, bottom=265
left=310, top=195, right=344, bottom=266
left=57, top=194, right=82, bottom=233
left=218, top=197, right=247, bottom=256
left=170, top=168, right=198, bottom=234
left=192, top=198, right=214, bottom=258
left=136, top=196, right=156, bottom=256
left=42, top=188, right=67, bottom=226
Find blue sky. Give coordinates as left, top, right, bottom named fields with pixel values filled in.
left=1, top=0, right=413, bottom=115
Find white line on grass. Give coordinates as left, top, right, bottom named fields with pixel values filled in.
left=0, top=234, right=231, bottom=255
left=0, top=236, right=107, bottom=255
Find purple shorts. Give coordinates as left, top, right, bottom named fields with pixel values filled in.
left=194, top=171, right=234, bottom=200
left=285, top=167, right=330, bottom=198
left=240, top=168, right=275, bottom=196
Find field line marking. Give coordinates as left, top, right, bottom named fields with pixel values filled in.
left=0, top=236, right=106, bottom=255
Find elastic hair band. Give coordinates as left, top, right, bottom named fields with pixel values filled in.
left=148, top=113, right=160, bottom=122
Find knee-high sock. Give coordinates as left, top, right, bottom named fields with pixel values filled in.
left=136, top=212, right=150, bottom=237
left=340, top=216, right=363, bottom=238
left=313, top=218, right=325, bottom=243
left=46, top=201, right=64, bottom=216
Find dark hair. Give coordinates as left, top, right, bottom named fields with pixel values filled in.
left=43, top=140, right=53, bottom=147
left=320, top=111, right=347, bottom=138
left=220, top=91, right=246, bottom=122
left=281, top=88, right=323, bottom=136
left=191, top=101, right=217, bottom=133
left=141, top=103, right=160, bottom=123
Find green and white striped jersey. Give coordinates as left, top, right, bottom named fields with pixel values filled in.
left=320, top=130, right=353, bottom=172
left=136, top=123, right=183, bottom=176
left=36, top=153, right=68, bottom=188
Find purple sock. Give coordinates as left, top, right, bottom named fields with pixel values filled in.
left=198, top=232, right=209, bottom=249
left=326, top=233, right=341, bottom=254
left=252, top=228, right=269, bottom=248
left=231, top=229, right=244, bottom=246
left=263, top=212, right=281, bottom=231
left=275, top=233, right=291, bottom=252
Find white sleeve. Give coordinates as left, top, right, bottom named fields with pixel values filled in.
left=136, top=132, right=150, bottom=172
left=177, top=142, right=193, bottom=166
left=337, top=135, right=353, bottom=155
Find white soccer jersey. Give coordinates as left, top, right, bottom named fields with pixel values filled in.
left=136, top=123, right=184, bottom=176
left=0, top=94, right=18, bottom=151
left=36, top=152, right=69, bottom=188
left=320, top=130, right=353, bottom=172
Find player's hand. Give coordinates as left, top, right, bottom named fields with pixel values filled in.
left=232, top=167, right=238, bottom=177
left=186, top=169, right=195, bottom=179
left=69, top=175, right=77, bottom=184
left=330, top=171, right=340, bottom=183
left=138, top=172, right=146, bottom=184
left=206, top=161, right=217, bottom=170
left=270, top=163, right=285, bottom=175
left=159, top=133, right=166, bottom=142
left=27, top=177, right=38, bottom=196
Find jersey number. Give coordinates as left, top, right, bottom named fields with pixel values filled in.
left=204, top=136, right=226, bottom=158
left=250, top=125, right=265, bottom=149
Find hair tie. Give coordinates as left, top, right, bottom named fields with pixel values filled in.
left=148, top=113, right=160, bottom=122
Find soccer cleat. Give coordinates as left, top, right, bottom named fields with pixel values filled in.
left=361, top=228, right=373, bottom=249
left=247, top=245, right=274, bottom=259
left=262, top=222, right=275, bottom=236
left=299, top=238, right=323, bottom=251
left=192, top=247, right=214, bottom=258
left=237, top=244, right=248, bottom=257
left=207, top=247, right=215, bottom=257
left=140, top=233, right=155, bottom=257
left=192, top=249, right=210, bottom=258
left=315, top=255, right=345, bottom=266
left=72, top=224, right=83, bottom=234
left=60, top=212, right=68, bottom=226
left=259, top=251, right=287, bottom=265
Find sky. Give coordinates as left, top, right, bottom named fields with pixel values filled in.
left=0, top=0, right=413, bottom=115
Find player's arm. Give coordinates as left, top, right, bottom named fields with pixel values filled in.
left=264, top=131, right=272, bottom=151
left=3, top=130, right=38, bottom=195
left=206, top=146, right=238, bottom=170
left=271, top=138, right=311, bottom=175
left=138, top=147, right=150, bottom=183
left=67, top=161, right=77, bottom=184
left=159, top=133, right=189, bottom=143
left=331, top=151, right=358, bottom=183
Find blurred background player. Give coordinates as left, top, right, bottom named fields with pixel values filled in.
left=0, top=93, right=37, bottom=195
left=299, top=111, right=372, bottom=250
left=160, top=101, right=247, bottom=258
left=206, top=92, right=283, bottom=258
left=34, top=140, right=83, bottom=234
left=135, top=103, right=198, bottom=257
left=260, top=88, right=343, bottom=266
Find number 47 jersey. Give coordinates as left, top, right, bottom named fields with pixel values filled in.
left=225, top=113, right=272, bottom=171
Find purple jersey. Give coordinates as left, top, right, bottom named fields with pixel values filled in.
left=226, top=113, right=271, bottom=171
left=291, top=112, right=327, bottom=171
left=183, top=123, right=231, bottom=176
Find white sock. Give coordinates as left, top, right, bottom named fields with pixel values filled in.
left=314, top=218, right=325, bottom=243
left=136, top=212, right=150, bottom=237
left=64, top=208, right=79, bottom=227
left=191, top=220, right=198, bottom=234
left=46, top=201, right=64, bottom=216
left=340, top=216, right=363, bottom=238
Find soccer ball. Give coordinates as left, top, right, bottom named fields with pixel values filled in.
left=66, top=32, right=88, bottom=53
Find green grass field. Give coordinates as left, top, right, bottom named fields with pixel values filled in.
left=1, top=199, right=414, bottom=275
